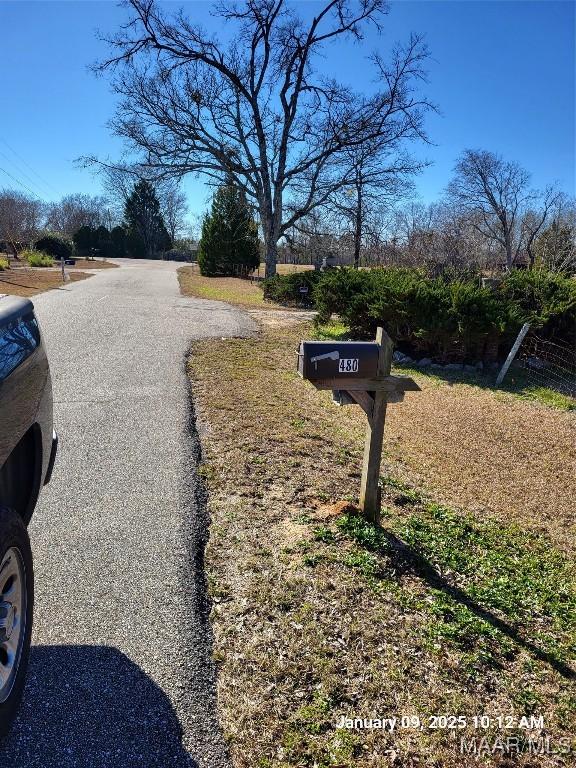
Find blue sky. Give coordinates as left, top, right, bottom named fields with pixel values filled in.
left=0, top=0, right=573, bottom=222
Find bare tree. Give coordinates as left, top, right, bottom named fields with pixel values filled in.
left=84, top=160, right=188, bottom=241
left=96, top=0, right=433, bottom=276
left=327, top=142, right=420, bottom=267
left=521, top=186, right=564, bottom=268
left=82, top=161, right=144, bottom=220
left=284, top=207, right=345, bottom=267
left=160, top=183, right=188, bottom=242
left=533, top=195, right=576, bottom=273
left=388, top=200, right=436, bottom=264
left=0, top=189, right=44, bottom=253
left=46, top=193, right=113, bottom=236
left=447, top=149, right=560, bottom=270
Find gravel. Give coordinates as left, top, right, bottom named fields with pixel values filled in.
left=0, top=259, right=255, bottom=768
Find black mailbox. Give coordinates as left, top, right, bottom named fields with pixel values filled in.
left=298, top=341, right=380, bottom=380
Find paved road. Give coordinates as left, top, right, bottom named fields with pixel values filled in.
left=0, top=260, right=254, bottom=768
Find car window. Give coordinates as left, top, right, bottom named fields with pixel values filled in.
left=0, top=313, right=40, bottom=382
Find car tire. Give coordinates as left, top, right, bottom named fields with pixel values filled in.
left=0, top=507, right=33, bottom=741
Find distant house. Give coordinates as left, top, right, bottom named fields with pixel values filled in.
left=498, top=252, right=530, bottom=271
left=163, top=241, right=199, bottom=262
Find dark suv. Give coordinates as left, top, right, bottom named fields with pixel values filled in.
left=0, top=295, right=57, bottom=737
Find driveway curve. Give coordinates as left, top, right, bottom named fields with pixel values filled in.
left=0, top=259, right=255, bottom=767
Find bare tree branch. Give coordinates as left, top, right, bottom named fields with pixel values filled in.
left=94, top=0, right=432, bottom=275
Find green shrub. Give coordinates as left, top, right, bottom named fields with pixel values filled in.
left=313, top=266, right=574, bottom=361
left=498, top=268, right=576, bottom=344
left=34, top=234, right=73, bottom=260
left=262, top=269, right=322, bottom=305
left=22, top=250, right=54, bottom=267
left=0, top=257, right=9, bottom=271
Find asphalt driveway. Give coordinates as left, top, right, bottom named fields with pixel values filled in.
left=0, top=259, right=255, bottom=767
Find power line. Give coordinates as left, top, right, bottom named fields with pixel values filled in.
left=0, top=138, right=61, bottom=198
left=0, top=163, right=42, bottom=199
left=0, top=148, right=50, bottom=199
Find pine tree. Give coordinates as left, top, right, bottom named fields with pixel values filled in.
left=198, top=184, right=260, bottom=276
left=110, top=226, right=127, bottom=258
left=124, top=180, right=172, bottom=258
left=73, top=225, right=95, bottom=256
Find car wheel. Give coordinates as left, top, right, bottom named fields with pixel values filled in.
left=0, top=507, right=33, bottom=740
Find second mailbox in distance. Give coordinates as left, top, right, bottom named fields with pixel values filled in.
left=298, top=341, right=380, bottom=380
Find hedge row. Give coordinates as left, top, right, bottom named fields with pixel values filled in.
left=262, top=270, right=322, bottom=306
left=263, top=267, right=576, bottom=362
left=35, top=235, right=73, bottom=260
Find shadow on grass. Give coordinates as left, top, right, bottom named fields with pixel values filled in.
left=394, top=362, right=575, bottom=410
left=313, top=322, right=574, bottom=409
left=381, top=530, right=576, bottom=680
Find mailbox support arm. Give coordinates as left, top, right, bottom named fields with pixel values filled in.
left=348, top=390, right=375, bottom=423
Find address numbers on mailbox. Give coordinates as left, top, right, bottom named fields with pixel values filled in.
left=297, top=341, right=380, bottom=380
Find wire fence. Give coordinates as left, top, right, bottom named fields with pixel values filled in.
left=515, top=333, right=576, bottom=397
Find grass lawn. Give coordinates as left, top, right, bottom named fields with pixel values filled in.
left=0, top=268, right=94, bottom=297
left=0, top=257, right=117, bottom=298
left=69, top=258, right=118, bottom=270
left=178, top=264, right=316, bottom=309
left=179, top=266, right=271, bottom=308
left=189, top=316, right=576, bottom=768
left=255, top=262, right=315, bottom=277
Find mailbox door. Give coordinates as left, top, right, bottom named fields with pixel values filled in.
left=298, top=341, right=380, bottom=379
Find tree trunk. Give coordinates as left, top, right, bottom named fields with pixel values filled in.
left=353, top=205, right=362, bottom=269
left=264, top=239, right=278, bottom=278
left=353, top=179, right=362, bottom=269
left=505, top=239, right=514, bottom=271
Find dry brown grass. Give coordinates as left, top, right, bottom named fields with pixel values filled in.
left=0, top=269, right=94, bottom=297
left=179, top=266, right=272, bottom=308
left=374, top=374, right=576, bottom=555
left=69, top=258, right=118, bottom=270
left=178, top=264, right=317, bottom=310
left=190, top=322, right=576, bottom=768
left=256, top=262, right=315, bottom=277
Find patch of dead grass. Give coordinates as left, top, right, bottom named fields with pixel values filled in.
left=178, top=265, right=318, bottom=315
left=69, top=258, right=118, bottom=270
left=179, top=266, right=272, bottom=308
left=189, top=323, right=576, bottom=768
left=0, top=269, right=94, bottom=297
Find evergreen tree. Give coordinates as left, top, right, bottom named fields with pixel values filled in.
left=110, top=226, right=127, bottom=258
left=73, top=225, right=95, bottom=256
left=94, top=225, right=113, bottom=258
left=198, top=184, right=260, bottom=276
left=124, top=180, right=172, bottom=258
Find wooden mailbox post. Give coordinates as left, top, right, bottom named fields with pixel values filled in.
left=297, top=327, right=420, bottom=524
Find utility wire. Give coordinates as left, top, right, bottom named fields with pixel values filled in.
left=0, top=138, right=60, bottom=198
left=0, top=163, right=42, bottom=199
left=0, top=148, right=52, bottom=200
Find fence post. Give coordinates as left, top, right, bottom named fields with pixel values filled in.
left=496, top=322, right=531, bottom=386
